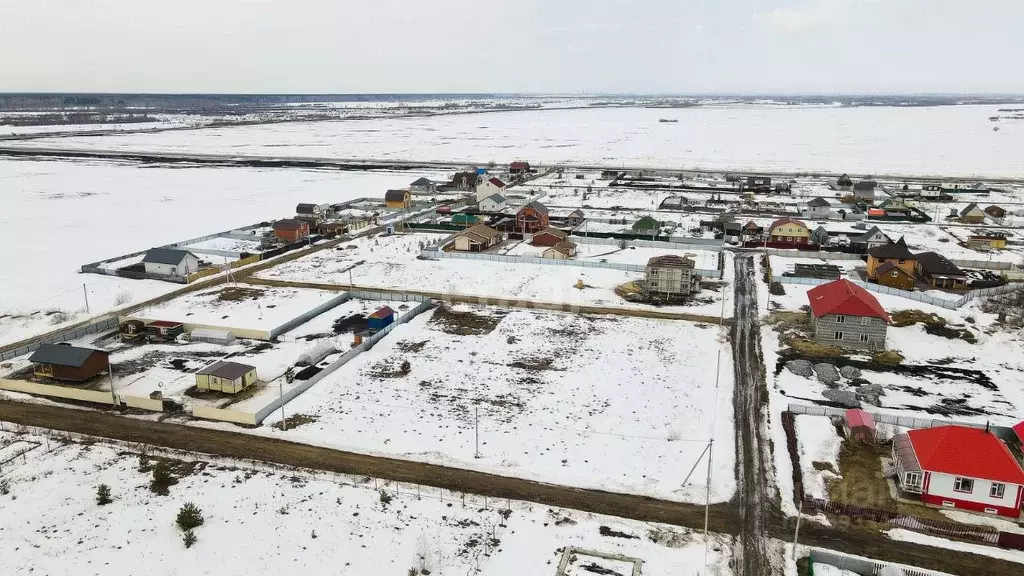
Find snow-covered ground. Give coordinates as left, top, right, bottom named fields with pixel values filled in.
left=795, top=415, right=844, bottom=500
left=0, top=158, right=445, bottom=347
left=14, top=104, right=1024, bottom=177
left=887, top=529, right=1024, bottom=564
left=0, top=430, right=734, bottom=576
left=256, top=306, right=735, bottom=504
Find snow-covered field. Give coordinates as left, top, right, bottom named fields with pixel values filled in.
left=0, top=158, right=444, bottom=347
left=0, top=430, right=734, bottom=576
left=14, top=105, right=1024, bottom=177
left=258, top=306, right=735, bottom=504
left=795, top=415, right=844, bottom=500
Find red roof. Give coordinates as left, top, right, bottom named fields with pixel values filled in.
left=907, top=426, right=1024, bottom=485
left=1013, top=421, right=1024, bottom=443
left=807, top=279, right=891, bottom=323
left=845, top=409, right=875, bottom=430
left=510, top=161, right=529, bottom=169
left=147, top=320, right=183, bottom=328
left=488, top=177, right=506, bottom=188
left=770, top=217, right=806, bottom=230
left=369, top=306, right=395, bottom=319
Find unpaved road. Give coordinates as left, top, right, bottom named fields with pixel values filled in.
left=732, top=255, right=776, bottom=575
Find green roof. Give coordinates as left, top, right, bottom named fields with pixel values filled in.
left=452, top=214, right=480, bottom=224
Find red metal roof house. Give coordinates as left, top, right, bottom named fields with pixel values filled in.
left=807, top=279, right=891, bottom=350
left=892, top=425, right=1024, bottom=518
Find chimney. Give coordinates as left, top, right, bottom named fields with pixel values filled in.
left=985, top=421, right=990, bottom=434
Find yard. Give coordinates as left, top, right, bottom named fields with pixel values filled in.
left=259, top=305, right=736, bottom=504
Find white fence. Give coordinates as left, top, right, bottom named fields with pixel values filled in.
left=787, top=403, right=989, bottom=432
left=773, top=275, right=1023, bottom=310
left=760, top=247, right=1018, bottom=271
left=807, top=548, right=954, bottom=576
left=571, top=235, right=724, bottom=251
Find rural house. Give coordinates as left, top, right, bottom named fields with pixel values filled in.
left=295, top=203, right=330, bottom=219
left=453, top=224, right=503, bottom=252
left=273, top=219, right=310, bottom=243
left=478, top=194, right=508, bottom=212
left=767, top=217, right=810, bottom=245
left=385, top=189, right=411, bottom=209
left=644, top=255, right=700, bottom=297
left=475, top=177, right=507, bottom=202
left=985, top=205, right=1007, bottom=219
left=853, top=181, right=877, bottom=202
left=804, top=197, right=832, bottom=219
left=835, top=174, right=853, bottom=192
left=807, top=279, right=890, bottom=350
left=967, top=233, right=1007, bottom=250
left=843, top=409, right=876, bottom=442
left=29, top=344, right=109, bottom=382
left=409, top=177, right=436, bottom=194
left=960, top=203, right=986, bottom=224
left=195, top=361, right=257, bottom=394
left=516, top=201, right=550, bottom=234
left=892, top=425, right=1024, bottom=518
left=915, top=252, right=968, bottom=290
left=867, top=237, right=916, bottom=280
left=745, top=176, right=771, bottom=192
left=742, top=221, right=763, bottom=241
left=449, top=171, right=479, bottom=192
left=531, top=227, right=568, bottom=247
left=850, top=226, right=890, bottom=253
left=874, top=261, right=916, bottom=290
left=542, top=241, right=577, bottom=260
left=509, top=161, right=531, bottom=175
left=142, top=248, right=200, bottom=278
left=810, top=226, right=830, bottom=247
left=565, top=209, right=585, bottom=227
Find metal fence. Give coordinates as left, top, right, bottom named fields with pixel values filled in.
left=0, top=315, right=119, bottom=362
left=807, top=548, right=956, bottom=576
left=571, top=234, right=724, bottom=251
left=776, top=274, right=1024, bottom=310
left=786, top=403, right=995, bottom=432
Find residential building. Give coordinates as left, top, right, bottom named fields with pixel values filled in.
left=565, top=209, right=585, bottom=228
left=985, top=205, right=1007, bottom=219
left=542, top=241, right=577, bottom=260
left=385, top=189, right=411, bottom=209
left=644, top=255, right=700, bottom=297
left=475, top=177, right=507, bottom=202
left=843, top=409, right=876, bottom=443
left=452, top=225, right=503, bottom=252
left=810, top=226, right=830, bottom=246
left=295, top=203, right=330, bottom=219
left=835, top=173, right=853, bottom=192
left=960, top=203, right=986, bottom=224
left=745, top=176, right=771, bottom=192
left=875, top=261, right=916, bottom=290
left=853, top=181, right=877, bottom=203
left=273, top=219, right=310, bottom=243
left=867, top=237, right=916, bottom=279
left=368, top=306, right=395, bottom=330
left=804, top=197, right=832, bottom=219
left=767, top=217, right=810, bottom=245
left=916, top=252, right=968, bottom=290
left=850, top=226, right=890, bottom=253
left=509, top=161, right=531, bottom=175
left=409, top=177, right=436, bottom=194
left=967, top=234, right=1007, bottom=250
left=28, top=344, right=109, bottom=382
left=807, top=279, right=890, bottom=351
left=516, top=202, right=550, bottom=234
left=141, top=248, right=200, bottom=278
left=531, top=227, right=568, bottom=247
left=449, top=171, right=480, bottom=192
left=195, top=361, right=257, bottom=395
left=478, top=194, right=508, bottom=212
left=892, top=425, right=1024, bottom=518
left=742, top=221, right=763, bottom=241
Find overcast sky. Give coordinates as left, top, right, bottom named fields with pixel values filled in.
left=1, top=0, right=1022, bottom=94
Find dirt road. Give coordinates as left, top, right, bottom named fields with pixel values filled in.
left=731, top=255, right=776, bottom=575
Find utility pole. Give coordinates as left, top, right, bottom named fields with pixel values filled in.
left=474, top=406, right=481, bottom=459
left=279, top=380, right=287, bottom=431
left=107, top=357, right=116, bottom=406
left=82, top=284, right=90, bottom=314
left=792, top=498, right=804, bottom=560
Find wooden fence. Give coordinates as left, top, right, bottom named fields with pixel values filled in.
left=804, top=498, right=1002, bottom=545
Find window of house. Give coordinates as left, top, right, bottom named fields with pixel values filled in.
left=861, top=317, right=871, bottom=326
left=860, top=334, right=869, bottom=342
left=904, top=472, right=922, bottom=490
left=891, top=271, right=899, bottom=278
left=953, top=477, right=974, bottom=493
left=835, top=315, right=846, bottom=323
left=899, top=259, right=906, bottom=264
left=834, top=331, right=843, bottom=340
left=990, top=483, right=1005, bottom=499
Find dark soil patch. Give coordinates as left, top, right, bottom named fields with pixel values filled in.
left=508, top=357, right=559, bottom=371
left=580, top=563, right=624, bottom=576
left=429, top=306, right=505, bottom=336
left=215, top=286, right=266, bottom=302
left=395, top=340, right=428, bottom=353
left=599, top=525, right=638, bottom=539
left=294, top=365, right=322, bottom=380
left=231, top=342, right=275, bottom=357
left=272, top=413, right=318, bottom=430
left=333, top=314, right=369, bottom=334
left=775, top=350, right=996, bottom=391
left=812, top=461, right=839, bottom=474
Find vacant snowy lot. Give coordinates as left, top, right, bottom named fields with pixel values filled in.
left=261, top=306, right=735, bottom=503
left=15, top=104, right=1024, bottom=177
left=0, top=431, right=733, bottom=576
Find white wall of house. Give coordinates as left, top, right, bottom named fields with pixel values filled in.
left=479, top=196, right=507, bottom=212
left=476, top=180, right=505, bottom=202
left=143, top=254, right=199, bottom=277
left=927, top=471, right=1022, bottom=510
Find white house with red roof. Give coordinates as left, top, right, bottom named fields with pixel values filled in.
left=807, top=279, right=891, bottom=350
left=892, top=425, right=1024, bottom=518
left=475, top=177, right=507, bottom=202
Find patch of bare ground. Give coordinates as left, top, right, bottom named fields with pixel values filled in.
left=395, top=339, right=429, bottom=353
left=272, top=413, right=319, bottom=430
left=429, top=306, right=505, bottom=335
left=214, top=286, right=266, bottom=302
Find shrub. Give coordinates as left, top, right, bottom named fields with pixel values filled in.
left=176, top=502, right=204, bottom=531
left=0, top=479, right=10, bottom=495
left=138, top=453, right=151, bottom=472
left=96, top=484, right=112, bottom=505
left=183, top=530, right=197, bottom=548
left=400, top=360, right=411, bottom=374
left=48, top=310, right=71, bottom=325
left=150, top=460, right=178, bottom=495
left=112, top=289, right=133, bottom=306
left=379, top=489, right=393, bottom=509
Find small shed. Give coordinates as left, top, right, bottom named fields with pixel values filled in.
left=195, top=361, right=256, bottom=394
left=28, top=344, right=109, bottom=382
left=142, top=248, right=200, bottom=278
left=368, top=306, right=396, bottom=331
left=190, top=328, right=236, bottom=345
left=119, top=319, right=146, bottom=343
left=385, top=189, right=411, bottom=209
left=844, top=409, right=876, bottom=442
left=146, top=320, right=184, bottom=341
left=531, top=227, right=568, bottom=247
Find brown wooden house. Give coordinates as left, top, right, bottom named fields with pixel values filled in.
left=874, top=261, right=916, bottom=290
left=531, top=227, right=568, bottom=246
left=29, top=344, right=109, bottom=382
left=985, top=205, right=1007, bottom=219
left=516, top=201, right=550, bottom=234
